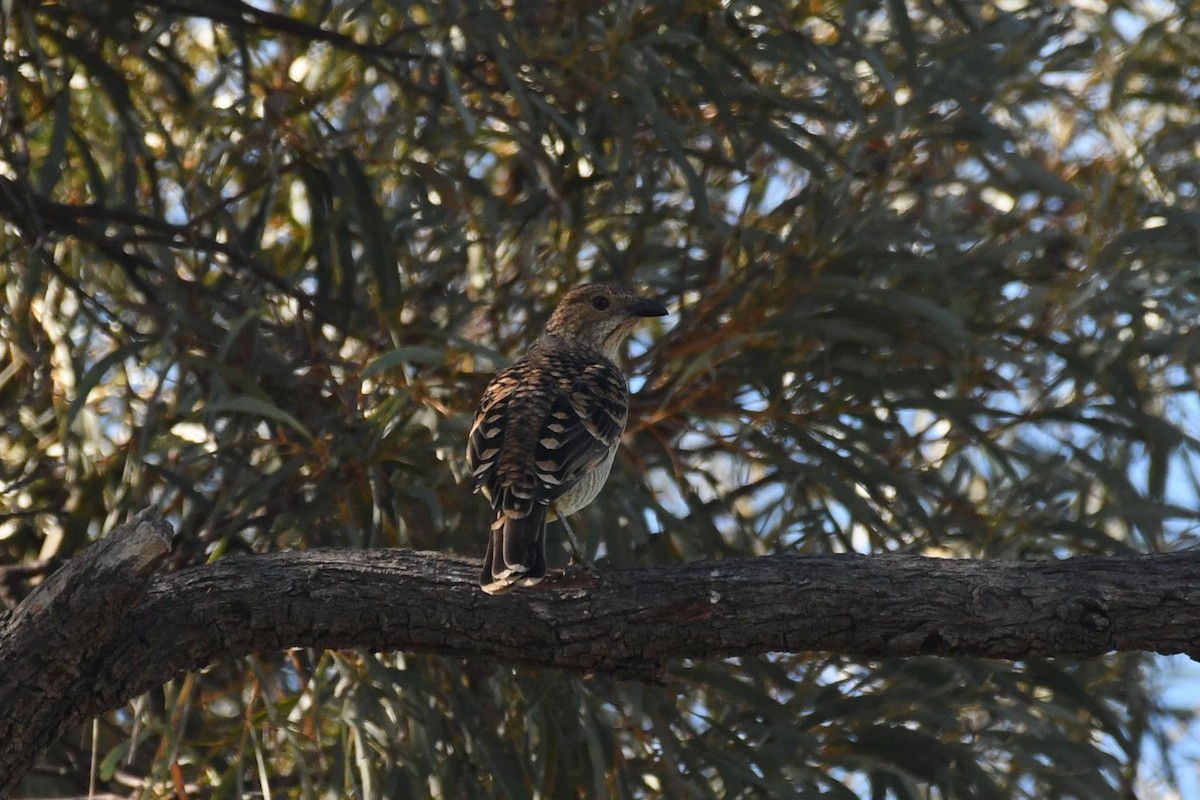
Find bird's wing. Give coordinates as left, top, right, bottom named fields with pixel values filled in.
left=466, top=367, right=521, bottom=503
left=532, top=361, right=629, bottom=501
left=467, top=354, right=628, bottom=512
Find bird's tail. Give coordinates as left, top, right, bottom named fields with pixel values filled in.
left=480, top=504, right=547, bottom=594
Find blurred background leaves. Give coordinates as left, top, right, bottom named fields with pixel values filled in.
left=3, top=0, right=1199, bottom=797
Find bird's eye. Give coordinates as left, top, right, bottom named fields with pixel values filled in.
left=591, top=296, right=610, bottom=311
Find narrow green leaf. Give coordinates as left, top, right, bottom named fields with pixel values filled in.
left=66, top=343, right=141, bottom=431
left=238, top=179, right=277, bottom=253
left=363, top=346, right=447, bottom=377
left=205, top=395, right=313, bottom=440
left=339, top=152, right=401, bottom=306
left=36, top=83, right=72, bottom=195
left=69, top=129, right=108, bottom=204
left=99, top=740, right=129, bottom=781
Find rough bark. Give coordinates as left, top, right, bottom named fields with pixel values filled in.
left=0, top=508, right=174, bottom=798
left=3, top=509, right=1200, bottom=795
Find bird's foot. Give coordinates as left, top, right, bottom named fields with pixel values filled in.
left=563, top=554, right=598, bottom=579
left=556, top=511, right=595, bottom=568
left=545, top=558, right=600, bottom=590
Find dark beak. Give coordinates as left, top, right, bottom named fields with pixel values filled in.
left=627, top=297, right=669, bottom=317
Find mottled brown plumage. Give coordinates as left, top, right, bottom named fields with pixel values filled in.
left=467, top=283, right=668, bottom=594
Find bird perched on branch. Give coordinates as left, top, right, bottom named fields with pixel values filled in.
left=467, top=283, right=668, bottom=594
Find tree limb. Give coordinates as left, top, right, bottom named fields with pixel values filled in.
left=4, top=508, right=1200, bottom=794
left=0, top=508, right=174, bottom=798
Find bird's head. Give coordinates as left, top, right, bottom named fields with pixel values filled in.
left=543, top=283, right=668, bottom=360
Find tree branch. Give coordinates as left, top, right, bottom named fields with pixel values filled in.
left=0, top=508, right=174, bottom=798
left=4, top=509, right=1200, bottom=794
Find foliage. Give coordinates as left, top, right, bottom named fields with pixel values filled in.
left=2, top=0, right=1199, bottom=797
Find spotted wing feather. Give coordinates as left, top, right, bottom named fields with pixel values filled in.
left=533, top=361, right=628, bottom=500
left=468, top=344, right=629, bottom=593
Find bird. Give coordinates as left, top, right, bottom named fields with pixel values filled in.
left=467, top=283, right=668, bottom=594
